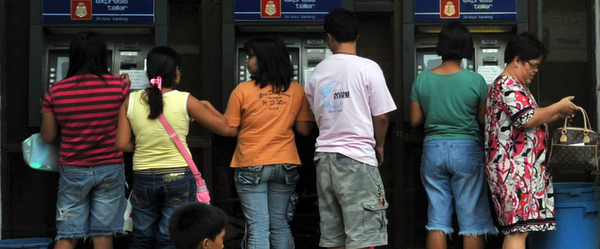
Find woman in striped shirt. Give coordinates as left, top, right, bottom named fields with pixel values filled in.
left=41, top=31, right=131, bottom=249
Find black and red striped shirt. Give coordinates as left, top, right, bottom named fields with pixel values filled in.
left=42, top=74, right=129, bottom=167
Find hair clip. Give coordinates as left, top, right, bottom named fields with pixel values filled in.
left=150, top=76, right=162, bottom=90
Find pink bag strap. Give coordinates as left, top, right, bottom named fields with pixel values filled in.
left=157, top=114, right=206, bottom=188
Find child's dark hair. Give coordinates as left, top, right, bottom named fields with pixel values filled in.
left=66, top=31, right=109, bottom=80
left=243, top=37, right=294, bottom=93
left=144, top=46, right=181, bottom=119
left=324, top=8, right=359, bottom=43
left=436, top=21, right=473, bottom=61
left=169, top=203, right=228, bottom=249
left=504, top=32, right=548, bottom=64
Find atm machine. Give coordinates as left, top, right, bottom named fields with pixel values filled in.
left=220, top=1, right=351, bottom=247
left=402, top=0, right=528, bottom=247
left=28, top=0, right=168, bottom=127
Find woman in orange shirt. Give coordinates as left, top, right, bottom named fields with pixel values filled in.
left=224, top=36, right=313, bottom=249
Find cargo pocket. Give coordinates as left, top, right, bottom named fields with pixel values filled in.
left=234, top=166, right=263, bottom=185
left=362, top=200, right=389, bottom=232
left=283, top=164, right=300, bottom=185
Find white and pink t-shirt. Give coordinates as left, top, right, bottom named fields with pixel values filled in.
left=305, top=54, right=396, bottom=166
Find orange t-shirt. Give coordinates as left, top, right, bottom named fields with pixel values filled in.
left=224, top=81, right=313, bottom=167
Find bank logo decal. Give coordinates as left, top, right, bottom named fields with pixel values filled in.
left=261, top=0, right=281, bottom=18
left=71, top=0, right=92, bottom=20
left=440, top=0, right=460, bottom=19
left=321, top=81, right=348, bottom=112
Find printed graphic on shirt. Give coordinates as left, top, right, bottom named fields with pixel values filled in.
left=321, top=80, right=348, bottom=113
left=258, top=90, right=290, bottom=110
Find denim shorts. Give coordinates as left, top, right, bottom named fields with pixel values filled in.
left=420, top=140, right=498, bottom=235
left=314, top=152, right=388, bottom=249
left=56, top=164, right=127, bottom=239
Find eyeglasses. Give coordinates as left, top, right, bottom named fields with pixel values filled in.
left=246, top=54, right=255, bottom=60
left=524, top=60, right=540, bottom=70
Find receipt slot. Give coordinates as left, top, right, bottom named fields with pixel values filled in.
left=28, top=0, right=168, bottom=127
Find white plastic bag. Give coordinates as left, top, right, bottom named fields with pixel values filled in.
left=22, top=133, right=59, bottom=171
left=123, top=193, right=133, bottom=232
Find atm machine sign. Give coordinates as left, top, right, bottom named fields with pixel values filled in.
left=71, top=0, right=92, bottom=20
left=440, top=0, right=460, bottom=19
left=261, top=0, right=281, bottom=18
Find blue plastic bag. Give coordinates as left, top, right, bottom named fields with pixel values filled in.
left=22, top=133, right=59, bottom=171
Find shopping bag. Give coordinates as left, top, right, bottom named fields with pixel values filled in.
left=22, top=133, right=59, bottom=171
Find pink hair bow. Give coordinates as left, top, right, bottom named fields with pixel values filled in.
left=150, top=76, right=162, bottom=90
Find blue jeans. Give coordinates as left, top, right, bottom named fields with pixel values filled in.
left=234, top=164, right=299, bottom=249
left=130, top=168, right=196, bottom=249
left=420, top=140, right=498, bottom=235
left=56, top=164, right=127, bottom=240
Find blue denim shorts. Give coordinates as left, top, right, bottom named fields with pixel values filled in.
left=420, top=140, right=498, bottom=235
left=56, top=164, right=127, bottom=239
left=314, top=153, right=388, bottom=249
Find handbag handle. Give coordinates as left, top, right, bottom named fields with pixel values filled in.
left=158, top=114, right=211, bottom=203
left=560, top=107, right=592, bottom=143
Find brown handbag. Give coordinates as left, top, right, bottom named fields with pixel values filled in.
left=547, top=107, right=600, bottom=172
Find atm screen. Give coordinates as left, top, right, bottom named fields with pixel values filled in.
left=47, top=49, right=113, bottom=86
left=416, top=48, right=473, bottom=75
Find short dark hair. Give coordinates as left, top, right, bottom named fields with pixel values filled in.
left=144, top=46, right=181, bottom=119
left=66, top=31, right=109, bottom=80
left=436, top=21, right=473, bottom=61
left=169, top=203, right=228, bottom=249
left=324, top=8, right=359, bottom=43
left=244, top=36, right=294, bottom=93
left=504, top=32, right=548, bottom=64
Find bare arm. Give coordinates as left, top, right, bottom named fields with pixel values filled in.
left=115, top=96, right=135, bottom=152
left=373, top=114, right=390, bottom=166
left=189, top=96, right=237, bottom=136
left=409, top=101, right=424, bottom=127
left=477, top=101, right=486, bottom=125
left=523, top=96, right=578, bottom=128
left=41, top=112, right=59, bottom=143
left=294, top=121, right=313, bottom=136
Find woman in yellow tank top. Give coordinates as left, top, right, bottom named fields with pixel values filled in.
left=115, top=46, right=231, bottom=249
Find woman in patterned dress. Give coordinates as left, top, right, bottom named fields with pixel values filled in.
left=485, top=32, right=579, bottom=249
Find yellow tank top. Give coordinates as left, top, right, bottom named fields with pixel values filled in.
left=127, top=90, right=191, bottom=171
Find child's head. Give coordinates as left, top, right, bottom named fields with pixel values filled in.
left=169, top=203, right=228, bottom=249
left=66, top=31, right=109, bottom=78
left=144, top=46, right=181, bottom=119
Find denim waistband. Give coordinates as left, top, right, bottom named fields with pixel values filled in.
left=134, top=167, right=189, bottom=175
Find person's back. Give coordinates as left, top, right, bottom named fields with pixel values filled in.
left=127, top=89, right=191, bottom=170
left=306, top=53, right=392, bottom=165
left=304, top=8, right=396, bottom=249
left=45, top=73, right=127, bottom=166
left=223, top=36, right=313, bottom=249
left=41, top=31, right=129, bottom=249
left=409, top=21, right=498, bottom=249
left=116, top=46, right=231, bottom=249
left=411, top=69, right=486, bottom=141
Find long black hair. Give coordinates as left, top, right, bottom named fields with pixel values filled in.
left=243, top=37, right=294, bottom=93
left=66, top=31, right=109, bottom=80
left=144, top=46, right=181, bottom=119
